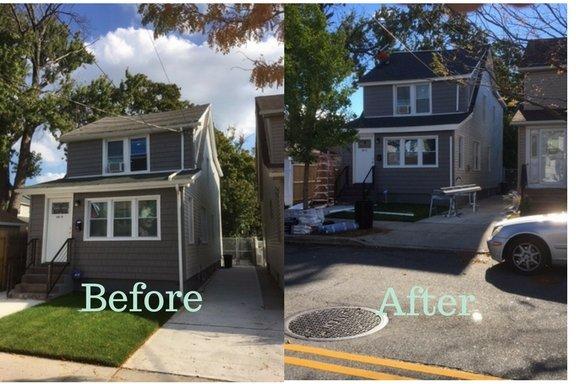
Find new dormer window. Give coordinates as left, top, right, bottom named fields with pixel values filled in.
left=394, top=83, right=431, bottom=115
left=104, top=136, right=149, bottom=174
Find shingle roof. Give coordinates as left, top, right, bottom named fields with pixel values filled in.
left=359, top=49, right=482, bottom=83
left=22, top=169, right=200, bottom=190
left=0, top=212, right=27, bottom=226
left=60, top=105, right=210, bottom=143
left=512, top=107, right=567, bottom=124
left=521, top=38, right=567, bottom=68
left=348, top=112, right=470, bottom=129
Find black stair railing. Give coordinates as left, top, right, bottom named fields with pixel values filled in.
left=362, top=165, right=375, bottom=200
left=46, top=238, right=73, bottom=298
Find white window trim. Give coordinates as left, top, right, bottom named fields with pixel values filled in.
left=456, top=135, right=465, bottom=170
left=473, top=141, right=481, bottom=171
left=84, top=195, right=161, bottom=241
left=393, top=82, right=432, bottom=116
left=383, top=136, right=439, bottom=168
left=102, top=135, right=151, bottom=176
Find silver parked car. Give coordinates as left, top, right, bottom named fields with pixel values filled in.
left=487, top=213, right=567, bottom=274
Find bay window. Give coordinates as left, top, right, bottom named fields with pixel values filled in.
left=85, top=196, right=160, bottom=240
left=383, top=136, right=438, bottom=168
left=104, top=136, right=149, bottom=174
left=394, top=83, right=431, bottom=115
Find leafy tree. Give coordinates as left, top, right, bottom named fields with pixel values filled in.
left=214, top=128, right=260, bottom=237
left=138, top=4, right=284, bottom=89
left=285, top=4, right=356, bottom=209
left=0, top=4, right=94, bottom=213
left=67, top=71, right=191, bottom=127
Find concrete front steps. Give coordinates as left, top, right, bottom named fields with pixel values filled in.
left=8, top=265, right=72, bottom=300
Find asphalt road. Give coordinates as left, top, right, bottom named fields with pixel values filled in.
left=284, top=244, right=567, bottom=380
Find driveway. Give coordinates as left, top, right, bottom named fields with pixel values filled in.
left=285, top=244, right=567, bottom=380
left=124, top=266, right=284, bottom=381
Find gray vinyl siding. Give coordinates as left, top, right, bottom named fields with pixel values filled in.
left=28, top=195, right=45, bottom=264
left=267, top=114, right=285, bottom=165
left=67, top=140, right=102, bottom=177
left=453, top=71, right=504, bottom=190
left=71, top=188, right=179, bottom=283
left=363, top=85, right=393, bottom=117
left=374, top=131, right=452, bottom=202
left=182, top=124, right=222, bottom=283
left=363, top=80, right=462, bottom=117
left=183, top=129, right=195, bottom=169
left=150, top=132, right=182, bottom=171
left=431, top=81, right=458, bottom=114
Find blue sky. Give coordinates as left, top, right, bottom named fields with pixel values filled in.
left=21, top=4, right=283, bottom=185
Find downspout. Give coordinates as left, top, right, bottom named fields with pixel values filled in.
left=449, top=136, right=454, bottom=186
left=175, top=184, right=184, bottom=293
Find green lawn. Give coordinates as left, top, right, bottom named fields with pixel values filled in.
left=326, top=202, right=447, bottom=222
left=0, top=293, right=174, bottom=366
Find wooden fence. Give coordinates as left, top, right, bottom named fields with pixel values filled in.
left=0, top=226, right=27, bottom=292
left=222, top=237, right=265, bottom=266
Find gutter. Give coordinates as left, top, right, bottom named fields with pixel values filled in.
left=175, top=184, right=185, bottom=293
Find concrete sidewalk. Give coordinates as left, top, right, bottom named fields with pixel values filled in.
left=0, top=352, right=212, bottom=381
left=287, top=196, right=510, bottom=253
left=123, top=266, right=283, bottom=381
left=0, top=291, right=42, bottom=319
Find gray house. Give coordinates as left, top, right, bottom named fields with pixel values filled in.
left=339, top=48, right=505, bottom=203
left=12, top=105, right=223, bottom=298
left=511, top=38, right=566, bottom=213
left=255, top=95, right=284, bottom=288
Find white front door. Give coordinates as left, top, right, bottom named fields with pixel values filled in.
left=43, top=197, right=73, bottom=263
left=353, top=135, right=374, bottom=183
left=527, top=128, right=567, bottom=187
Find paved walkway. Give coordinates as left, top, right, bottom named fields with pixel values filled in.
left=0, top=291, right=42, bottom=319
left=0, top=352, right=212, bottom=381
left=123, top=266, right=284, bottom=382
left=364, top=196, right=509, bottom=253
left=288, top=196, right=510, bottom=253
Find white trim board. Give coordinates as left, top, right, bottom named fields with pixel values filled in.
left=355, top=124, right=459, bottom=133
left=359, top=73, right=471, bottom=87
left=17, top=172, right=202, bottom=196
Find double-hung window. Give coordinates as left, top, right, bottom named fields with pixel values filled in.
left=394, top=83, right=431, bottom=115
left=473, top=141, right=481, bottom=171
left=85, top=196, right=160, bottom=240
left=383, top=136, right=438, bottom=168
left=104, top=137, right=149, bottom=174
left=457, top=136, right=465, bottom=170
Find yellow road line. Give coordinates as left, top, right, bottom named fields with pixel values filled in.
left=285, top=343, right=500, bottom=380
left=285, top=356, right=412, bottom=380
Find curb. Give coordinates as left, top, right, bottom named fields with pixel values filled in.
left=285, top=235, right=489, bottom=255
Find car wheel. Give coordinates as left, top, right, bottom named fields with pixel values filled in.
left=505, top=236, right=549, bottom=275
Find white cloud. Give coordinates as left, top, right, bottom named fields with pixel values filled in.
left=32, top=172, right=66, bottom=184
left=30, top=131, right=65, bottom=164
left=78, top=27, right=284, bottom=137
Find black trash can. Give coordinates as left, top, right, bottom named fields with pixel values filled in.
left=223, top=254, right=233, bottom=268
left=355, top=200, right=374, bottom=229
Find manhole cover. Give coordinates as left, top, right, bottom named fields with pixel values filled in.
left=285, top=307, right=388, bottom=341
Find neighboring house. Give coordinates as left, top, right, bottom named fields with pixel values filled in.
left=255, top=95, right=284, bottom=288
left=340, top=48, right=505, bottom=203
left=12, top=105, right=223, bottom=298
left=511, top=38, right=567, bottom=213
left=17, top=195, right=30, bottom=222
